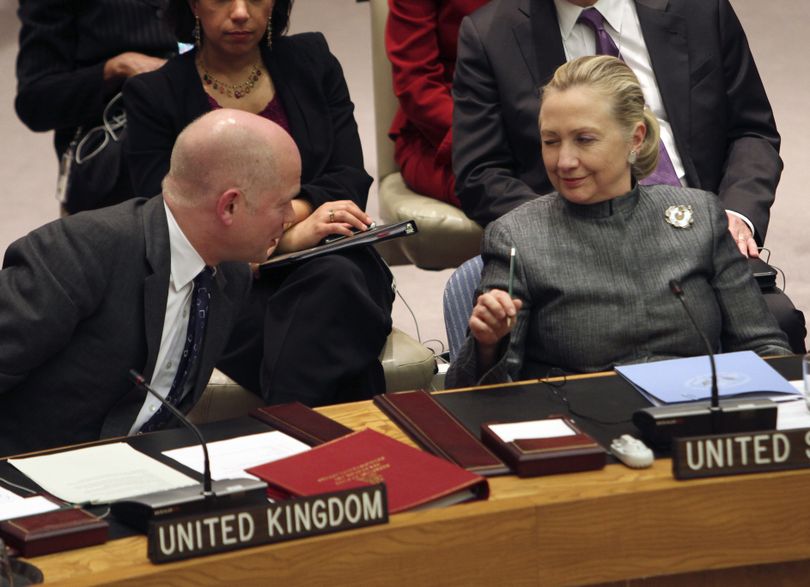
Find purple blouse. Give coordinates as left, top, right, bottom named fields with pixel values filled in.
left=206, top=93, right=292, bottom=136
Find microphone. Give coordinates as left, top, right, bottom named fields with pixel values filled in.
left=129, top=370, right=213, bottom=495
left=668, top=280, right=719, bottom=411
left=109, top=371, right=268, bottom=532
left=632, top=280, right=777, bottom=447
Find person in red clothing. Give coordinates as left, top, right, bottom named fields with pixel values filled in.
left=386, top=0, right=488, bottom=207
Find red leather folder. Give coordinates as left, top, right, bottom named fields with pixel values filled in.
left=246, top=429, right=489, bottom=513
left=374, top=391, right=510, bottom=476
left=251, top=402, right=354, bottom=446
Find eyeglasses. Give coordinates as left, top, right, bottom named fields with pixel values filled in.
left=74, top=93, right=126, bottom=164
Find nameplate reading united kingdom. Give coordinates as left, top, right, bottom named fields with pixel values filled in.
left=147, top=484, right=388, bottom=563
left=672, top=428, right=810, bottom=480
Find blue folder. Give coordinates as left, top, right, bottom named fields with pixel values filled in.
left=615, top=351, right=800, bottom=406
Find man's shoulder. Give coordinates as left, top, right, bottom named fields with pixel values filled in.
left=466, top=0, right=524, bottom=29
left=51, top=198, right=153, bottom=250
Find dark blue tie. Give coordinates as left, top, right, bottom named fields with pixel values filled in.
left=139, top=267, right=215, bottom=432
left=577, top=8, right=681, bottom=187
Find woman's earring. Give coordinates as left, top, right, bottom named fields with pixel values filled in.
left=193, top=16, right=201, bottom=49
left=266, top=14, right=273, bottom=48
left=628, top=150, right=638, bottom=165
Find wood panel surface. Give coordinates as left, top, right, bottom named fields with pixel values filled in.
left=28, top=396, right=810, bottom=586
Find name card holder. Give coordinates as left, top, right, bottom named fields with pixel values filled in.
left=148, top=484, right=388, bottom=564
left=481, top=417, right=606, bottom=478
left=672, top=427, right=810, bottom=480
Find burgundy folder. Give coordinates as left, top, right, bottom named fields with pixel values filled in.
left=374, top=391, right=510, bottom=476
left=250, top=402, right=354, bottom=446
left=0, top=507, right=108, bottom=557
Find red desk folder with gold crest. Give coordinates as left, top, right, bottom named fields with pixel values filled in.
left=246, top=429, right=488, bottom=513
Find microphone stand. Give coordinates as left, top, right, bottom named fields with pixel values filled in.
left=128, top=370, right=213, bottom=497
left=668, top=281, right=721, bottom=434
left=631, top=281, right=777, bottom=446
left=107, top=371, right=267, bottom=532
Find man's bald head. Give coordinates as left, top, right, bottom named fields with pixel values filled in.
left=163, top=109, right=301, bottom=208
left=162, top=109, right=301, bottom=266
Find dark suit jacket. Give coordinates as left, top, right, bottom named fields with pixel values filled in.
left=446, top=185, right=791, bottom=388
left=452, top=0, right=781, bottom=241
left=0, top=197, right=251, bottom=457
left=15, top=0, right=176, bottom=157
left=123, top=33, right=372, bottom=210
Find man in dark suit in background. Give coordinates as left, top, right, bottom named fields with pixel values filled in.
left=15, top=0, right=177, bottom=212
left=0, top=109, right=299, bottom=457
left=452, top=0, right=805, bottom=350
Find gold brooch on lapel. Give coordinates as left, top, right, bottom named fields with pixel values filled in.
left=664, top=205, right=694, bottom=228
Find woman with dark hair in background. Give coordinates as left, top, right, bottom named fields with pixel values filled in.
left=447, top=56, right=790, bottom=388
left=124, top=0, right=394, bottom=407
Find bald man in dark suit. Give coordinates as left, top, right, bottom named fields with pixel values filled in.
left=0, top=110, right=299, bottom=457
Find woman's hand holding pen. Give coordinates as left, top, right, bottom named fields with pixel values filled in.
left=470, top=289, right=522, bottom=371
left=469, top=290, right=523, bottom=346
left=275, top=200, right=372, bottom=253
left=471, top=246, right=520, bottom=370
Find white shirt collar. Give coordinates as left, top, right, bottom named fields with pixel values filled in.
left=163, top=200, right=206, bottom=292
left=554, top=0, right=626, bottom=40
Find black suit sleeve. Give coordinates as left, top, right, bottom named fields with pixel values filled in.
left=452, top=16, right=538, bottom=227
left=293, top=34, right=372, bottom=210
left=0, top=219, right=114, bottom=393
left=15, top=0, right=110, bottom=134
left=714, top=0, right=781, bottom=242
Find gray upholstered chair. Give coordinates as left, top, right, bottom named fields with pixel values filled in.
left=369, top=0, right=483, bottom=270
left=190, top=327, right=437, bottom=424
left=442, top=255, right=484, bottom=362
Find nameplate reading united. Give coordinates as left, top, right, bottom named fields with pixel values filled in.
left=147, top=484, right=388, bottom=563
left=672, top=428, right=810, bottom=480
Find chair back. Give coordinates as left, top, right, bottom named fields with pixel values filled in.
left=443, top=255, right=484, bottom=361
left=369, top=0, right=398, bottom=179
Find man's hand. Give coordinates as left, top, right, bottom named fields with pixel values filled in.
left=103, top=52, right=167, bottom=80
left=726, top=212, right=759, bottom=258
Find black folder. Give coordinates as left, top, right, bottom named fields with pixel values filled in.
left=259, top=219, right=418, bottom=271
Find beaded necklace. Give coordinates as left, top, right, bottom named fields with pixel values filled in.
left=198, top=57, right=262, bottom=99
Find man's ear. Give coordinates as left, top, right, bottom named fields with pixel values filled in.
left=216, top=189, right=240, bottom=226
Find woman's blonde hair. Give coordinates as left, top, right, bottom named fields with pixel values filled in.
left=540, top=55, right=660, bottom=180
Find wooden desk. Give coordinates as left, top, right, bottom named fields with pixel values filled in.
left=27, top=387, right=810, bottom=586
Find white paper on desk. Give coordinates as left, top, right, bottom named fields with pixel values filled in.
left=162, top=431, right=310, bottom=481
left=777, top=397, right=810, bottom=430
left=0, top=495, right=60, bottom=522
left=8, top=443, right=197, bottom=505
left=489, top=419, right=576, bottom=443
left=0, top=485, right=23, bottom=504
